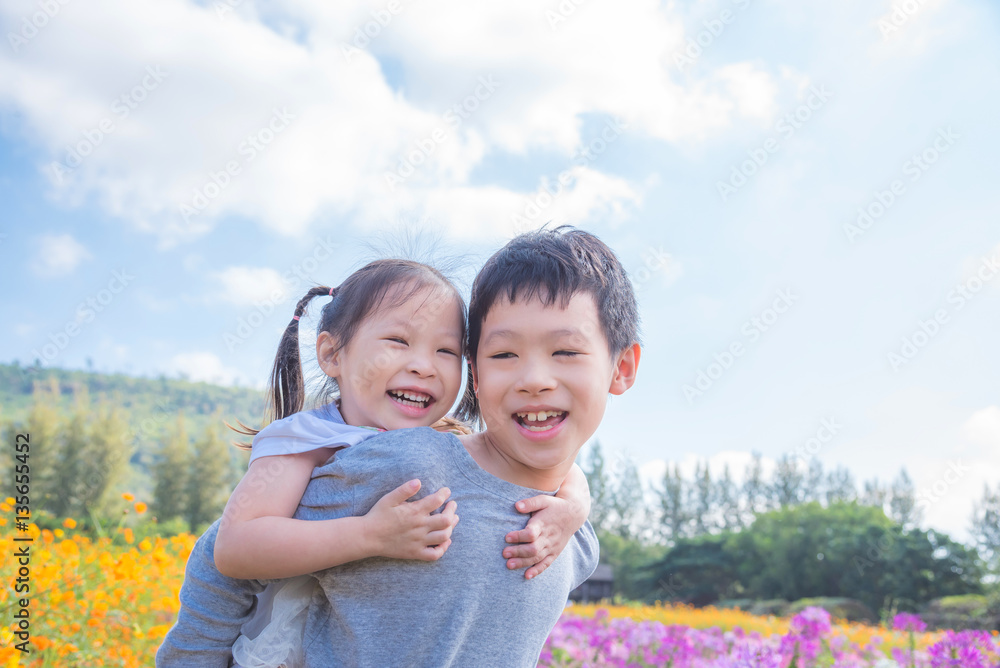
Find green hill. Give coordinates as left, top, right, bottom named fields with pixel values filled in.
left=0, top=361, right=266, bottom=482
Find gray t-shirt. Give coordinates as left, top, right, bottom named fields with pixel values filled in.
left=157, top=427, right=598, bottom=667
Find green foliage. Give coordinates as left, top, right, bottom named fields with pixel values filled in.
left=0, top=363, right=256, bottom=526
left=646, top=502, right=983, bottom=615
left=152, top=415, right=192, bottom=525
left=595, top=530, right=666, bottom=601
left=0, top=362, right=264, bottom=473
left=645, top=533, right=737, bottom=606
left=184, top=418, right=232, bottom=531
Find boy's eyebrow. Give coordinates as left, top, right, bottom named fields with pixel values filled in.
left=482, top=327, right=584, bottom=346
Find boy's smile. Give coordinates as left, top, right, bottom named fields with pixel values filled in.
left=470, top=291, right=639, bottom=490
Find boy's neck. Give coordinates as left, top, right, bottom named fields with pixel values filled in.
left=459, top=432, right=572, bottom=492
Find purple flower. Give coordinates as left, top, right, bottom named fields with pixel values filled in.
left=789, top=606, right=833, bottom=639
left=892, top=613, right=928, bottom=633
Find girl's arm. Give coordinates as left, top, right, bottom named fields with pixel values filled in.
left=502, top=462, right=592, bottom=580
left=214, top=449, right=458, bottom=579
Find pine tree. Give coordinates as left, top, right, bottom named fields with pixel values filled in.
left=659, top=463, right=688, bottom=545
left=153, top=415, right=192, bottom=524
left=184, top=419, right=232, bottom=532
left=609, top=455, right=644, bottom=541
left=742, top=452, right=768, bottom=521
left=825, top=466, right=856, bottom=504
left=969, top=483, right=1000, bottom=574
left=804, top=458, right=825, bottom=504
left=78, top=399, right=132, bottom=516
left=581, top=440, right=611, bottom=531
left=860, top=478, right=887, bottom=511
left=715, top=463, right=741, bottom=531
left=49, top=386, right=89, bottom=518
left=690, top=461, right=714, bottom=535
left=889, top=468, right=920, bottom=529
left=25, top=378, right=63, bottom=514
left=771, top=454, right=804, bottom=507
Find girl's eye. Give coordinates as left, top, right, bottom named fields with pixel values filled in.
left=489, top=352, right=515, bottom=360
left=386, top=337, right=407, bottom=345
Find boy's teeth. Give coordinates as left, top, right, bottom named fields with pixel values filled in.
left=516, top=410, right=566, bottom=422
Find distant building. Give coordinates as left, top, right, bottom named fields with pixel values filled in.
left=569, top=564, right=614, bottom=602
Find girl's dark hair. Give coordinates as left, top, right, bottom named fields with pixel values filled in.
left=232, top=259, right=466, bottom=449
left=455, top=226, right=640, bottom=426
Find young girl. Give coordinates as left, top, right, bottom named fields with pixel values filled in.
left=203, top=259, right=590, bottom=668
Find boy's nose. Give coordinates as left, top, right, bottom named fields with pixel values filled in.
left=515, top=362, right=556, bottom=394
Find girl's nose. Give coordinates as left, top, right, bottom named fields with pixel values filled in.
left=406, top=351, right=436, bottom=377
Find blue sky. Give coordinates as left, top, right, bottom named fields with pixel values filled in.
left=1, top=0, right=998, bottom=540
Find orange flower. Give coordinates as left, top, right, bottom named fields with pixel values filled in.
left=122, top=493, right=135, bottom=502
left=134, top=501, right=148, bottom=514
left=63, top=517, right=77, bottom=529
left=123, top=527, right=134, bottom=544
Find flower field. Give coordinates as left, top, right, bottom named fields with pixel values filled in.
left=1, top=503, right=998, bottom=667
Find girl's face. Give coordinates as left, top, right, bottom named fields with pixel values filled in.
left=318, top=284, right=465, bottom=431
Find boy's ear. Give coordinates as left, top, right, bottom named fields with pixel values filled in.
left=316, top=331, right=342, bottom=378
left=608, top=343, right=640, bottom=396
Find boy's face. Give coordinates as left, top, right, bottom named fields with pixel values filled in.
left=472, top=291, right=639, bottom=477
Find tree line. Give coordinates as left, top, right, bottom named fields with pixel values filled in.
left=2, top=379, right=246, bottom=534
left=581, top=441, right=1000, bottom=614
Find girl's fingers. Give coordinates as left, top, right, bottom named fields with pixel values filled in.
left=504, top=524, right=540, bottom=544
left=525, top=555, right=556, bottom=580
left=424, top=529, right=453, bottom=545
left=427, top=513, right=457, bottom=531
left=420, top=539, right=451, bottom=561
left=514, top=494, right=554, bottom=514
left=414, top=487, right=452, bottom=512
left=503, top=543, right=539, bottom=560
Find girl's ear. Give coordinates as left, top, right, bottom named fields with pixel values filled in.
left=316, top=331, right=342, bottom=378
left=608, top=343, right=640, bottom=396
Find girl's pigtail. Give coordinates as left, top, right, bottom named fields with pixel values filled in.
left=229, top=285, right=338, bottom=449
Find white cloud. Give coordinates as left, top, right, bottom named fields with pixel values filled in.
left=215, top=266, right=290, bottom=306
left=169, top=351, right=243, bottom=385
left=0, top=0, right=782, bottom=244
left=31, top=233, right=91, bottom=277
left=963, top=406, right=1000, bottom=447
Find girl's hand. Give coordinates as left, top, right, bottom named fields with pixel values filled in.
left=503, top=493, right=587, bottom=579
left=504, top=463, right=591, bottom=579
left=364, top=480, right=459, bottom=561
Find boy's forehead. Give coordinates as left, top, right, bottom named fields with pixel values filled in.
left=480, top=290, right=603, bottom=339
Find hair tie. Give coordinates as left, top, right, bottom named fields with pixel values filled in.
left=292, top=315, right=300, bottom=321
left=329, top=287, right=334, bottom=296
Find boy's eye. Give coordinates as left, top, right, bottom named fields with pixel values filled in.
left=386, top=337, right=408, bottom=345
left=438, top=348, right=458, bottom=356
left=554, top=350, right=580, bottom=357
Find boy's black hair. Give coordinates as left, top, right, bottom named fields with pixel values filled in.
left=455, top=226, right=640, bottom=424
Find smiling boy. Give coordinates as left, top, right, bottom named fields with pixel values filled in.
left=458, top=227, right=641, bottom=494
